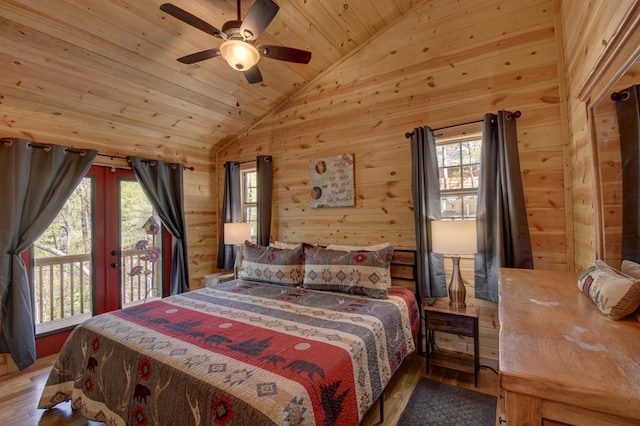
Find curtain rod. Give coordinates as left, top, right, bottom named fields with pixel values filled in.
left=404, top=110, right=521, bottom=139
left=1, top=140, right=195, bottom=171
left=1, top=139, right=90, bottom=156
left=96, top=153, right=195, bottom=171
left=611, top=90, right=630, bottom=101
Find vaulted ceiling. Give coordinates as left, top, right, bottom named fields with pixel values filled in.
left=0, top=0, right=422, bottom=161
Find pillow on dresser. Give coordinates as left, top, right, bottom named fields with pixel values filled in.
left=577, top=260, right=640, bottom=320
left=621, top=259, right=640, bottom=279
left=239, top=242, right=304, bottom=286
left=302, top=245, right=393, bottom=299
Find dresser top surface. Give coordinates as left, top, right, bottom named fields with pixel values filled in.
left=498, top=268, right=640, bottom=415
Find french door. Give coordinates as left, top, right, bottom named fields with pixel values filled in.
left=33, top=165, right=167, bottom=356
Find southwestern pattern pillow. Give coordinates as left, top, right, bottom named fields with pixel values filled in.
left=239, top=242, right=304, bottom=287
left=577, top=260, right=640, bottom=320
left=303, top=245, right=393, bottom=299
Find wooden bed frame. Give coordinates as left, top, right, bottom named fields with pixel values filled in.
left=381, top=248, right=422, bottom=422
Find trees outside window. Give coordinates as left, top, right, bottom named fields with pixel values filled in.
left=436, top=138, right=481, bottom=219
left=242, top=169, right=257, bottom=240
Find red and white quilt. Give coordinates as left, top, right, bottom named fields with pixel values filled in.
left=39, top=280, right=419, bottom=425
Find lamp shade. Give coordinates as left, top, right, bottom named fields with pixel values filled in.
left=220, top=40, right=260, bottom=70
left=431, top=220, right=477, bottom=255
left=224, top=222, right=251, bottom=245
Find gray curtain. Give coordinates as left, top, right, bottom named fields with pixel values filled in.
left=613, top=85, right=640, bottom=262
left=257, top=155, right=273, bottom=247
left=475, top=111, right=533, bottom=302
left=130, top=157, right=189, bottom=295
left=0, top=138, right=96, bottom=370
left=217, top=162, right=241, bottom=270
left=410, top=127, right=446, bottom=299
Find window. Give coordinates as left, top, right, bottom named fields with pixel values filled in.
left=242, top=168, right=258, bottom=240
left=436, top=137, right=481, bottom=219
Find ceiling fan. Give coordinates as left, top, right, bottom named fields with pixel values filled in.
left=160, top=0, right=312, bottom=84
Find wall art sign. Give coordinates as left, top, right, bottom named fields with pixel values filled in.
left=309, top=153, right=355, bottom=208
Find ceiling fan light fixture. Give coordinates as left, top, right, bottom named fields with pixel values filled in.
left=220, top=40, right=260, bottom=70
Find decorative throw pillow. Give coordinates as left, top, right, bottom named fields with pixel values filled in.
left=326, top=242, right=391, bottom=252
left=303, top=245, right=393, bottom=298
left=239, top=242, right=304, bottom=286
left=577, top=260, right=640, bottom=320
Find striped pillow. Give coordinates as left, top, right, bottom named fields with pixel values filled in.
left=302, top=245, right=393, bottom=299
left=577, top=260, right=640, bottom=320
left=239, top=242, right=304, bottom=287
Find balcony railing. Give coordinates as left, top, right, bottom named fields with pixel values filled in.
left=34, top=249, right=160, bottom=334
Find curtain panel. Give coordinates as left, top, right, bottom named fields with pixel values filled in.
left=474, top=111, right=533, bottom=302
left=130, top=157, right=189, bottom=295
left=217, top=162, right=241, bottom=270
left=256, top=155, right=273, bottom=247
left=0, top=138, right=96, bottom=370
left=410, top=127, right=446, bottom=299
left=614, top=84, right=640, bottom=262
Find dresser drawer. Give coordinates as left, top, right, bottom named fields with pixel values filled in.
left=426, top=311, right=475, bottom=336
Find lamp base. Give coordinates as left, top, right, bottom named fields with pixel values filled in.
left=233, top=244, right=245, bottom=279
left=448, top=256, right=467, bottom=309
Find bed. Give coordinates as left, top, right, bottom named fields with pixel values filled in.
left=38, top=244, right=420, bottom=425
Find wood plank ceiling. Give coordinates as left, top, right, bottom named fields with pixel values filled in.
left=0, top=0, right=422, bottom=164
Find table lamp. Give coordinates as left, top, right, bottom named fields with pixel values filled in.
left=224, top=222, right=251, bottom=278
left=430, top=220, right=478, bottom=309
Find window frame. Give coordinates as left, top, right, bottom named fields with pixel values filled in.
left=240, top=165, right=258, bottom=241
left=435, top=129, right=482, bottom=220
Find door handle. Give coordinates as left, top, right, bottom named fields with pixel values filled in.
left=111, top=262, right=119, bottom=268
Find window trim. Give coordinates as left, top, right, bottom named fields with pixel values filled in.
left=240, top=165, right=257, bottom=241
left=436, top=131, right=482, bottom=220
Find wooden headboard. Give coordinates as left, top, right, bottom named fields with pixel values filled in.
left=390, top=249, right=418, bottom=294
left=390, top=248, right=422, bottom=355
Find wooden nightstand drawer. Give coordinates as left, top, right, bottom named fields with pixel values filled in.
left=426, top=311, right=475, bottom=336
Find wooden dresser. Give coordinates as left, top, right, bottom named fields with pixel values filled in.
left=498, top=268, right=640, bottom=425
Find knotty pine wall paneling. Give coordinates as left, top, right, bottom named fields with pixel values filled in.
left=217, top=0, right=566, bottom=365
left=559, top=0, right=637, bottom=271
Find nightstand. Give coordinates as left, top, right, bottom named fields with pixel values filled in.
left=424, top=301, right=479, bottom=386
left=202, top=272, right=235, bottom=287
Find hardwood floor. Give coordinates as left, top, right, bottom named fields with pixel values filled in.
left=1, top=352, right=499, bottom=425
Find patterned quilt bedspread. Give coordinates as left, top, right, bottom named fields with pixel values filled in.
left=39, top=280, right=419, bottom=425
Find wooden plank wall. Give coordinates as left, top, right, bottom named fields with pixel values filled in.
left=217, top=0, right=566, bottom=365
left=560, top=0, right=637, bottom=271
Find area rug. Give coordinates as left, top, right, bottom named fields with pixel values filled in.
left=398, top=377, right=496, bottom=426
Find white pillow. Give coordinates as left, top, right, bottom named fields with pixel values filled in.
left=270, top=240, right=301, bottom=249
left=621, top=259, right=640, bottom=279
left=326, top=242, right=391, bottom=252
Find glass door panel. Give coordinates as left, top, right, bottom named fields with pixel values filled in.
left=119, top=179, right=163, bottom=306
left=33, top=166, right=165, bottom=342
left=33, top=177, right=93, bottom=335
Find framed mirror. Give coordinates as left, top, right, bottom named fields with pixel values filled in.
left=591, top=62, right=640, bottom=267
left=583, top=7, right=640, bottom=266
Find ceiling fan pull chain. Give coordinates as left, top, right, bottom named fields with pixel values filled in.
left=236, top=79, right=241, bottom=115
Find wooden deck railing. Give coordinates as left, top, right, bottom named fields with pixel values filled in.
left=34, top=249, right=161, bottom=331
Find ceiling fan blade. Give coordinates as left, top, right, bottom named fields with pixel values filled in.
left=240, top=0, right=280, bottom=40
left=243, top=66, right=263, bottom=84
left=160, top=3, right=223, bottom=39
left=177, top=49, right=221, bottom=64
left=258, top=45, right=312, bottom=64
